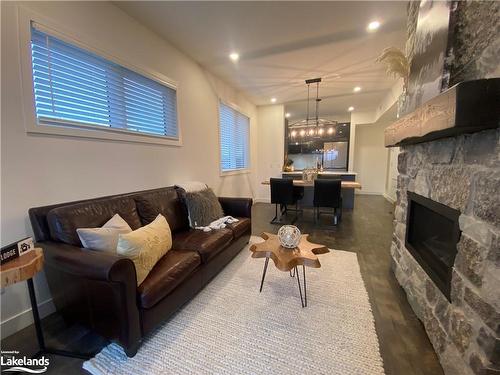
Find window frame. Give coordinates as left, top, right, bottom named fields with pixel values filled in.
left=19, top=9, right=182, bottom=146
left=218, top=99, right=251, bottom=176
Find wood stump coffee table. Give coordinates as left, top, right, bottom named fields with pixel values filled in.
left=250, top=232, right=329, bottom=307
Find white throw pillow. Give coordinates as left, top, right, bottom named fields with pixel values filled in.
left=77, top=214, right=132, bottom=252
left=116, top=214, right=172, bottom=285
left=175, top=181, right=208, bottom=193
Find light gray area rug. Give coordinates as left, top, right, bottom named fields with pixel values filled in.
left=84, top=236, right=385, bottom=375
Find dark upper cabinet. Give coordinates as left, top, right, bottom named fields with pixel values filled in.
left=288, top=144, right=301, bottom=154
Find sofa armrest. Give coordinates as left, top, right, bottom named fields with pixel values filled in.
left=39, top=241, right=141, bottom=357
left=218, top=197, right=253, bottom=218
left=41, top=241, right=137, bottom=284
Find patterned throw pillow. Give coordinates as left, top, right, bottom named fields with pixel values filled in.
left=116, top=214, right=172, bottom=285
left=184, top=188, right=224, bottom=228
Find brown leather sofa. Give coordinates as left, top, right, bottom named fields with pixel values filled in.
left=28, top=186, right=252, bottom=357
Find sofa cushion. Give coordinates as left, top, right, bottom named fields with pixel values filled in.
left=172, top=229, right=233, bottom=263
left=47, top=197, right=142, bottom=246
left=226, top=218, right=251, bottom=239
left=138, top=249, right=201, bottom=308
left=134, top=188, right=189, bottom=234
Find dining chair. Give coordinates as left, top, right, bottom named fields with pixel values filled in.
left=270, top=178, right=303, bottom=224
left=313, top=179, right=342, bottom=225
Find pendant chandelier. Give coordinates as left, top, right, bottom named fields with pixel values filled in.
left=289, top=78, right=338, bottom=139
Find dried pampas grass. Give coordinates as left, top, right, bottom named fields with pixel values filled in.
left=376, top=47, right=410, bottom=86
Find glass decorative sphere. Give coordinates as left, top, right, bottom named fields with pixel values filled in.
left=278, top=225, right=301, bottom=249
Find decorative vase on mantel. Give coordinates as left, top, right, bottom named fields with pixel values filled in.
left=397, top=85, right=408, bottom=119
left=376, top=47, right=410, bottom=119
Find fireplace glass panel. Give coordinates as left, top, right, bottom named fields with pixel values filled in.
left=405, top=192, right=461, bottom=300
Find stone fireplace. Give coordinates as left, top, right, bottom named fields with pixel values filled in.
left=386, top=79, right=499, bottom=375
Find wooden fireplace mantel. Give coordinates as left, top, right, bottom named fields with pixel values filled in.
left=385, top=78, right=499, bottom=147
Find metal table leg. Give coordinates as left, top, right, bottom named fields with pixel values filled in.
left=27, top=278, right=46, bottom=353
left=292, top=265, right=308, bottom=308
left=26, top=278, right=91, bottom=360
left=303, top=265, right=307, bottom=307
left=259, top=257, right=269, bottom=292
left=295, top=266, right=305, bottom=308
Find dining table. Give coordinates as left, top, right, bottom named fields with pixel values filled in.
left=261, top=180, right=362, bottom=189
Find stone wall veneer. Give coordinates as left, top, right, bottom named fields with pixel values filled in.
left=390, top=128, right=500, bottom=375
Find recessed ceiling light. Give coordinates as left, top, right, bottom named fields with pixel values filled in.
left=285, top=112, right=291, bottom=118
left=353, top=86, right=362, bottom=92
left=229, top=52, right=239, bottom=62
left=348, top=106, right=355, bottom=112
left=367, top=21, right=380, bottom=31
left=270, top=97, right=277, bottom=103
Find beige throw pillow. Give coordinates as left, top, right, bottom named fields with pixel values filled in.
left=116, top=214, right=172, bottom=285
left=77, top=214, right=132, bottom=252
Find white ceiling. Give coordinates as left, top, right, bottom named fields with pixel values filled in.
left=116, top=1, right=407, bottom=120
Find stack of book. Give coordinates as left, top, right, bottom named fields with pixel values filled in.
left=1, top=237, right=34, bottom=265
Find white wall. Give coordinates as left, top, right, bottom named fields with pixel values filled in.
left=348, top=80, right=402, bottom=173
left=349, top=111, right=375, bottom=172
left=373, top=79, right=403, bottom=122
left=385, top=147, right=400, bottom=203
left=350, top=82, right=402, bottom=197
left=0, top=1, right=258, bottom=338
left=353, top=120, right=389, bottom=195
left=255, top=105, right=284, bottom=202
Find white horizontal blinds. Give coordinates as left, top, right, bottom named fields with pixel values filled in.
left=31, top=28, right=110, bottom=127
left=219, top=102, right=249, bottom=171
left=30, top=25, right=178, bottom=139
left=235, top=111, right=249, bottom=169
left=219, top=103, right=235, bottom=171
left=124, top=72, right=178, bottom=137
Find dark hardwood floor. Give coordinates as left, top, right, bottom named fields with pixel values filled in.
left=1, top=196, right=443, bottom=375
left=254, top=196, right=444, bottom=375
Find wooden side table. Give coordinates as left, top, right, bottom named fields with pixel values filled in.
left=1, top=248, right=89, bottom=359
left=250, top=232, right=329, bottom=307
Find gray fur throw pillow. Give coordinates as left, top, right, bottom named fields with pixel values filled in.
left=184, top=188, right=224, bottom=227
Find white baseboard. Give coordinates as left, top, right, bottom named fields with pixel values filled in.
left=253, top=198, right=270, bottom=204
left=355, top=191, right=383, bottom=196
left=1, top=298, right=55, bottom=339
left=383, top=193, right=396, bottom=204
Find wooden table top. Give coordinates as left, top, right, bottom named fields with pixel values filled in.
left=0, top=248, right=44, bottom=288
left=262, top=180, right=362, bottom=189
left=250, top=232, right=329, bottom=272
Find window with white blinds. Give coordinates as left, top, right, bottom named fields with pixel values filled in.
left=29, top=25, right=178, bottom=139
left=219, top=102, right=250, bottom=172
